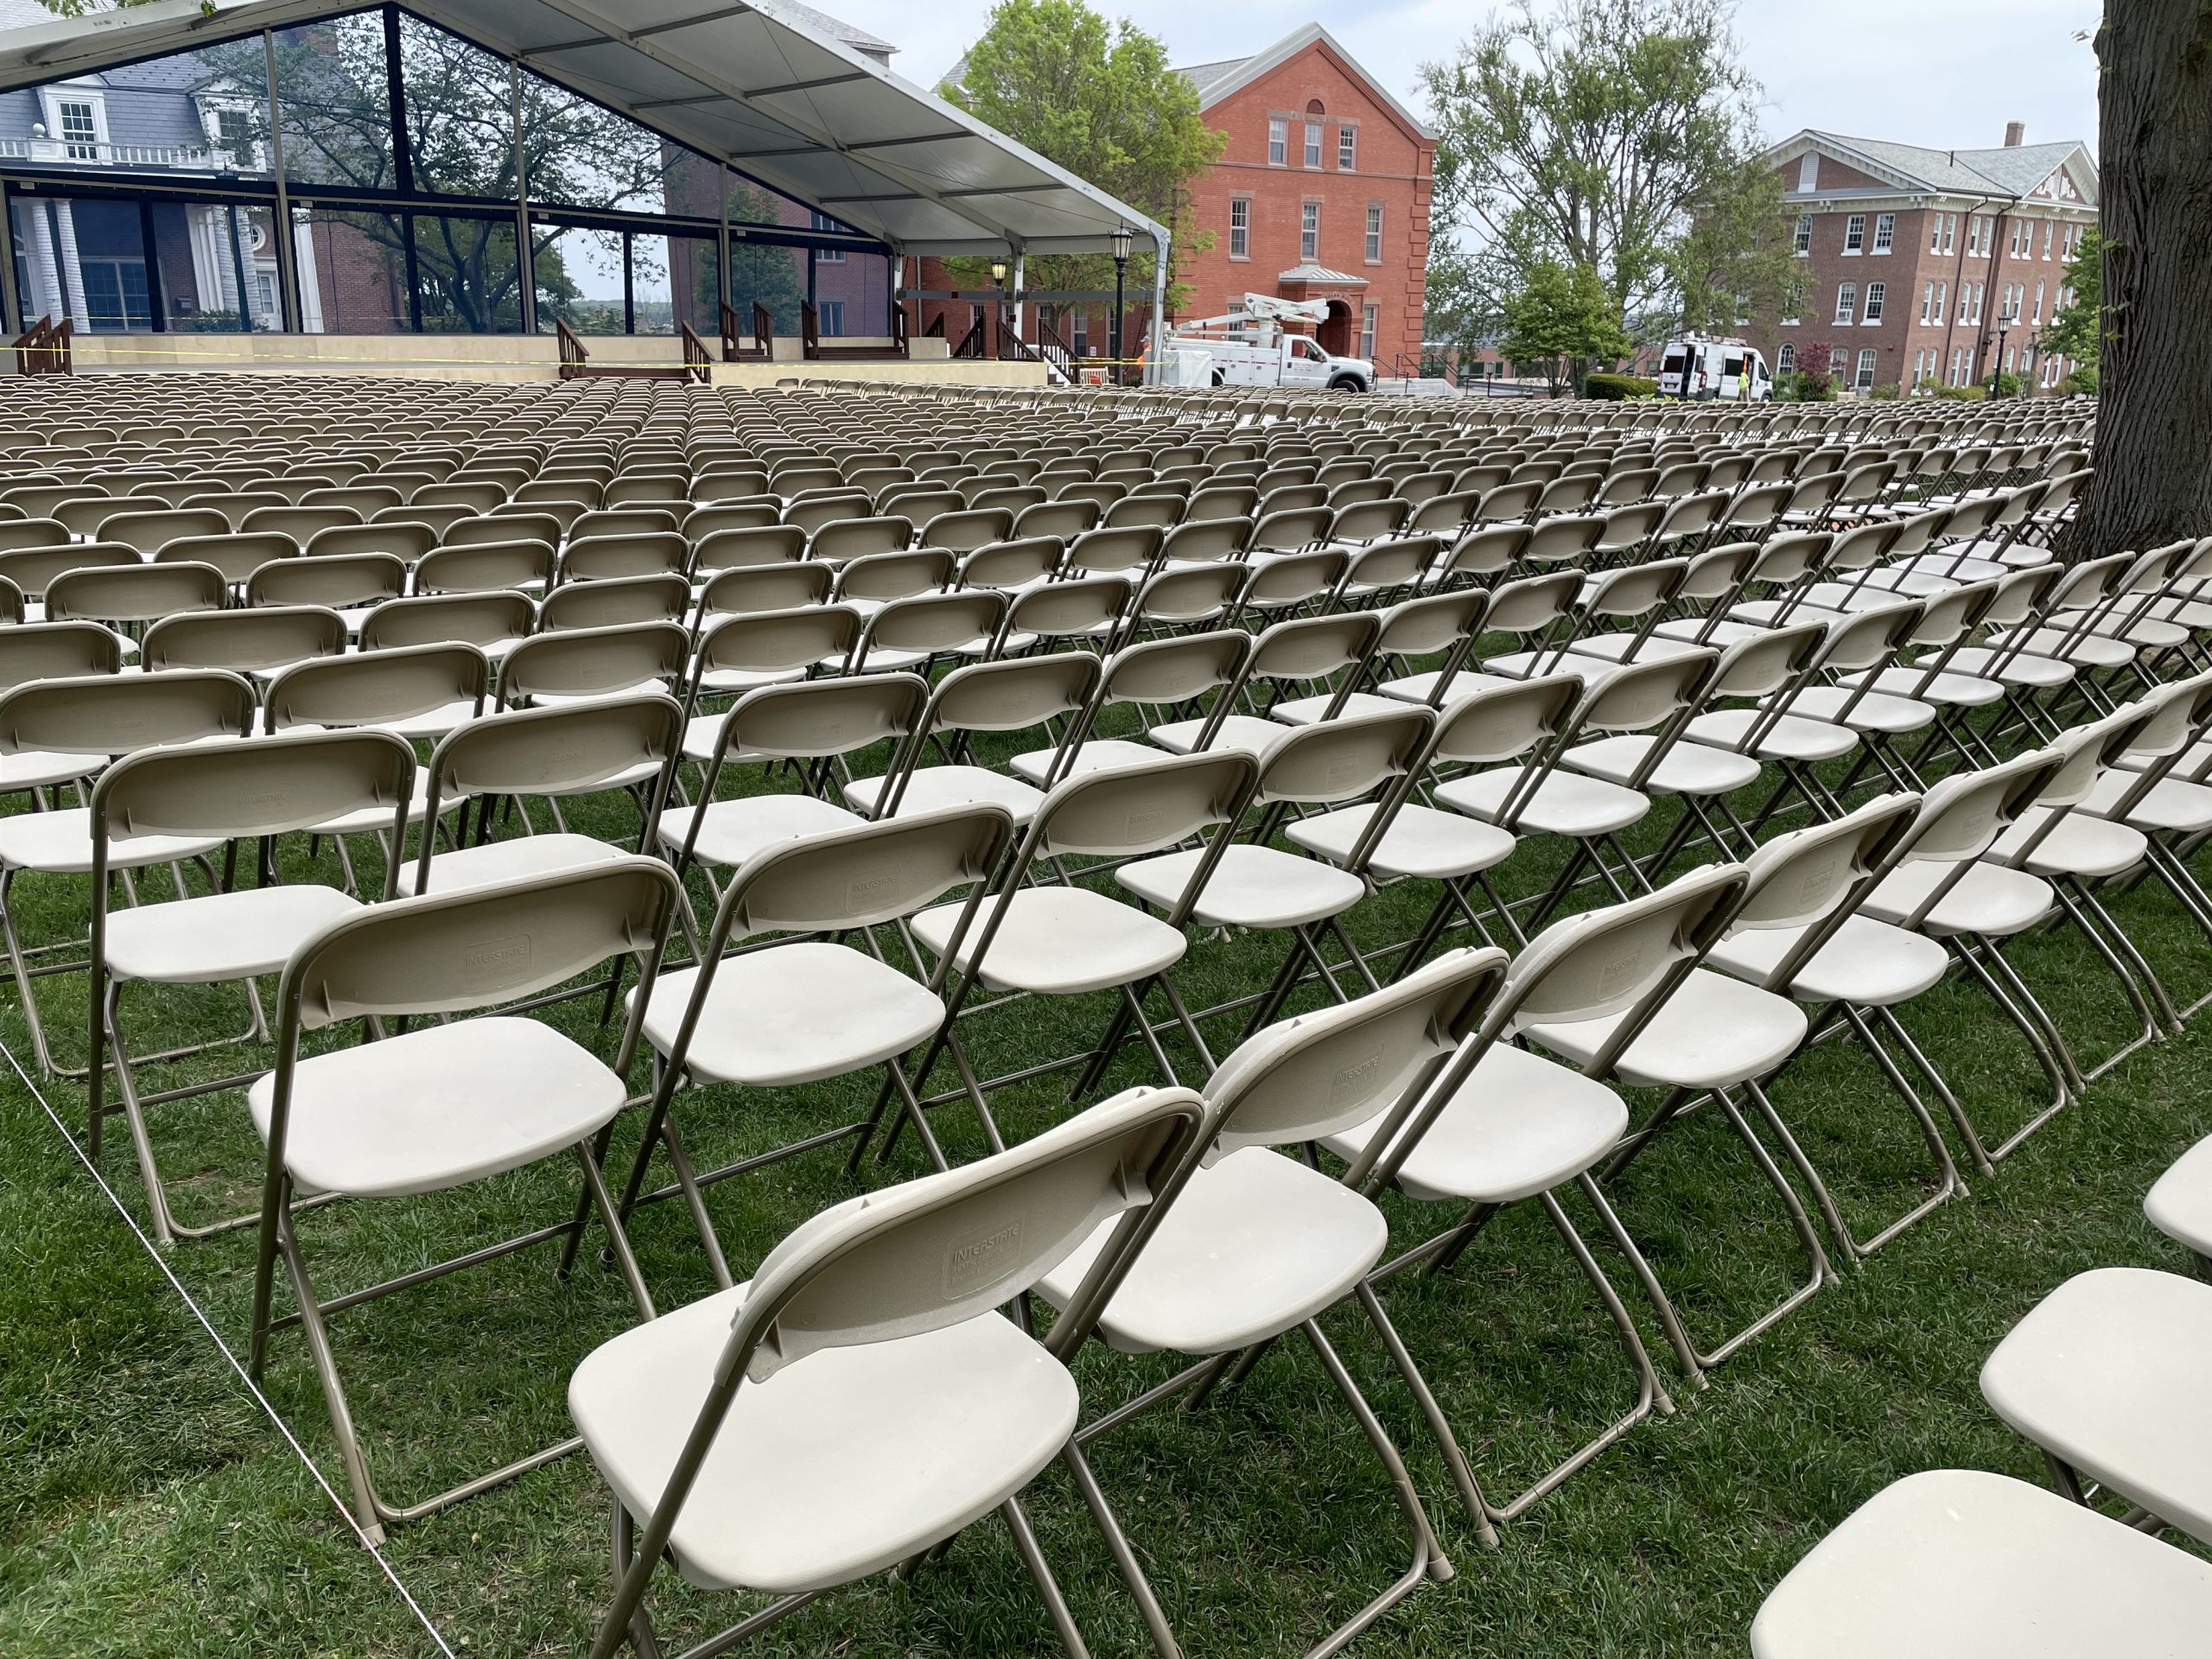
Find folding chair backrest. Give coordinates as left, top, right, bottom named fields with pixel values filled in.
left=0, top=541, right=138, bottom=601
left=2027, top=702, right=2160, bottom=815
left=1708, top=621, right=1827, bottom=700
left=1484, top=569, right=1583, bottom=637
left=696, top=603, right=859, bottom=677
left=1254, top=704, right=1432, bottom=805
left=1375, top=588, right=1487, bottom=659
left=0, top=573, right=18, bottom=625
left=156, top=531, right=298, bottom=585
left=1815, top=600, right=1923, bottom=673
left=1441, top=524, right=1527, bottom=580
left=574, top=508, right=680, bottom=544
left=423, top=696, right=683, bottom=824
left=716, top=802, right=1017, bottom=949
left=1730, top=792, right=1919, bottom=932
left=412, top=538, right=555, bottom=595
left=98, top=505, right=229, bottom=556
left=1575, top=649, right=1716, bottom=734
left=46, top=561, right=226, bottom=626
left=1427, top=673, right=1582, bottom=766
left=1584, top=556, right=1690, bottom=620
left=558, top=531, right=687, bottom=585
left=810, top=516, right=915, bottom=564
left=500, top=621, right=689, bottom=703
left=94, top=727, right=414, bottom=855
left=1245, top=610, right=1382, bottom=686
left=2112, top=671, right=2212, bottom=769
left=264, top=641, right=488, bottom=732
left=305, top=520, right=437, bottom=564
left=1891, top=749, right=2064, bottom=868
left=863, top=589, right=1005, bottom=656
left=834, top=548, right=954, bottom=604
left=1207, top=946, right=1510, bottom=1160
left=725, top=1084, right=1207, bottom=1382
left=1904, top=577, right=1999, bottom=647
left=360, top=590, right=533, bottom=653
left=958, top=537, right=1063, bottom=590
left=281, top=859, right=680, bottom=1029
left=537, top=571, right=686, bottom=632
left=721, top=672, right=929, bottom=762
left=1503, top=861, right=1750, bottom=1032
left=1096, top=628, right=1250, bottom=709
left=693, top=524, right=807, bottom=576
left=0, top=668, right=256, bottom=756
left=139, top=605, right=346, bottom=675
left=1032, top=747, right=1259, bottom=860
left=1006, top=574, right=1129, bottom=641
left=0, top=620, right=124, bottom=690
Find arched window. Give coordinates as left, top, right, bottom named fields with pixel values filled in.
left=1777, top=342, right=1795, bottom=373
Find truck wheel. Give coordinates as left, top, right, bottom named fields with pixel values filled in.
left=1328, top=375, right=1367, bottom=393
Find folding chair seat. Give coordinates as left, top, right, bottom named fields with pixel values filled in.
left=843, top=652, right=1100, bottom=826
left=663, top=674, right=927, bottom=884
left=245, top=859, right=682, bottom=1543
left=1980, top=1267, right=2212, bottom=1546
left=2147, top=1132, right=2212, bottom=1261
left=85, top=728, right=415, bottom=1244
left=571, top=1085, right=1207, bottom=1659
left=1009, top=630, right=1251, bottom=785
left=1748, top=1470, right=2212, bottom=1659
left=0, top=669, right=257, bottom=1077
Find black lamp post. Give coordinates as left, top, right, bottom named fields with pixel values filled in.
left=989, top=257, right=1007, bottom=354
left=1109, top=224, right=1132, bottom=385
left=1989, top=304, right=2018, bottom=397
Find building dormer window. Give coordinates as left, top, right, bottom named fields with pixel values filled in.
left=39, top=82, right=109, bottom=161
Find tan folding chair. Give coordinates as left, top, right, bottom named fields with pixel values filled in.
left=245, top=858, right=683, bottom=1543
left=571, top=1084, right=1208, bottom=1659
left=87, top=728, right=416, bottom=1245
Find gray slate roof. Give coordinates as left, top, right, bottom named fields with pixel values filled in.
left=1792, top=130, right=2094, bottom=204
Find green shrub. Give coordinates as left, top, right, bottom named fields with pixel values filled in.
left=1929, top=382, right=1988, bottom=401
left=2063, top=364, right=2099, bottom=396
left=1992, top=371, right=2023, bottom=397
left=1583, top=372, right=1657, bottom=400
left=1864, top=380, right=1901, bottom=401
left=1774, top=370, right=1835, bottom=403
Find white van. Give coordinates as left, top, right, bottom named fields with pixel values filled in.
left=1656, top=336, right=1772, bottom=401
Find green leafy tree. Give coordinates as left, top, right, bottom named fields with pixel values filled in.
left=2042, top=226, right=2101, bottom=370
left=1497, top=259, right=1631, bottom=393
left=941, top=0, right=1224, bottom=309
left=1419, top=0, right=1785, bottom=349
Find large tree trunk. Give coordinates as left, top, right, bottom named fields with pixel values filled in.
left=2076, top=3, right=2212, bottom=556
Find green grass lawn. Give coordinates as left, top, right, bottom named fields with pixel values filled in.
left=3, top=736, right=2210, bottom=1658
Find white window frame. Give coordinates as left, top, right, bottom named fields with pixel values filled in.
left=1920, top=282, right=1934, bottom=324
left=1872, top=212, right=1895, bottom=253
left=1228, top=196, right=1250, bottom=261
left=1267, top=119, right=1287, bottom=166
left=1338, top=125, right=1356, bottom=170
left=1863, top=281, right=1884, bottom=323
left=1359, top=303, right=1377, bottom=359
left=1834, top=281, right=1856, bottom=326
left=1843, top=213, right=1866, bottom=254
left=41, top=85, right=109, bottom=161
left=1363, top=203, right=1382, bottom=264
left=1304, top=121, right=1323, bottom=168
left=2032, top=278, right=2044, bottom=322
left=1855, top=348, right=1877, bottom=391
left=1782, top=276, right=1802, bottom=326
left=1777, top=341, right=1795, bottom=372
left=1943, top=213, right=1955, bottom=254
left=1300, top=201, right=1320, bottom=262
left=818, top=297, right=845, bottom=335
left=1793, top=213, right=1812, bottom=255
left=2043, top=220, right=2054, bottom=258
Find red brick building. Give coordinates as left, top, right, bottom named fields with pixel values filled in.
left=1173, top=25, right=1435, bottom=368
left=1753, top=125, right=2098, bottom=397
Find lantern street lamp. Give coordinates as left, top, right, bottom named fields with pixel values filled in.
left=1109, top=225, right=1133, bottom=386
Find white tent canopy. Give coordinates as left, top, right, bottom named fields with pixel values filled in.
left=0, top=0, right=1169, bottom=260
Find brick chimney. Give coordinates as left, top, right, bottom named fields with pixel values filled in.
left=2004, top=120, right=2026, bottom=148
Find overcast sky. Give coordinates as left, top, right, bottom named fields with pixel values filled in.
left=831, top=0, right=2102, bottom=156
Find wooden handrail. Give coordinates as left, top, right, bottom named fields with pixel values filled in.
left=752, top=302, right=771, bottom=359
left=681, top=321, right=713, bottom=384
left=12, top=315, right=68, bottom=376
left=798, top=300, right=821, bottom=361
left=555, top=317, right=588, bottom=379
left=719, top=300, right=742, bottom=362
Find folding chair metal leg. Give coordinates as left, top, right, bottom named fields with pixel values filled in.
left=1360, top=1185, right=1671, bottom=1535
left=1060, top=1440, right=1185, bottom=1659
left=1951, top=935, right=2075, bottom=1157
left=1601, top=1085, right=1837, bottom=1372
left=1000, top=1496, right=1093, bottom=1659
